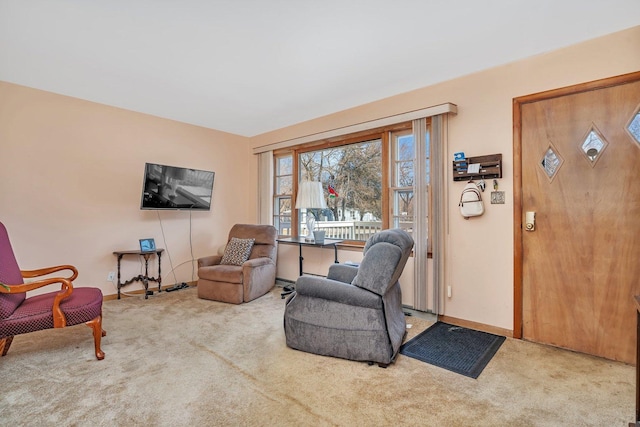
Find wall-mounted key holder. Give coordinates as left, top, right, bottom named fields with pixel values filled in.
left=453, top=153, right=502, bottom=181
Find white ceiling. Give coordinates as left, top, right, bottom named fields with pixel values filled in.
left=1, top=1, right=639, bottom=137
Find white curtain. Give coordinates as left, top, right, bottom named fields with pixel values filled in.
left=412, top=118, right=429, bottom=312
left=412, top=114, right=448, bottom=314
left=257, top=151, right=273, bottom=225
left=430, top=114, right=448, bottom=315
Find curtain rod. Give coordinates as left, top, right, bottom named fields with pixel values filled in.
left=252, top=102, right=457, bottom=154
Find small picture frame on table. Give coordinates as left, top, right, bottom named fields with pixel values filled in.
left=139, top=238, right=156, bottom=252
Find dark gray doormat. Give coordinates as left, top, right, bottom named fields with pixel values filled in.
left=400, top=322, right=506, bottom=379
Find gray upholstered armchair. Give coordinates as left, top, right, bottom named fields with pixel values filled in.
left=284, top=228, right=414, bottom=367
left=197, top=224, right=277, bottom=304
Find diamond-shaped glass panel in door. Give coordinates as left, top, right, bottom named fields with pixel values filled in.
left=580, top=126, right=608, bottom=167
left=540, top=145, right=563, bottom=181
left=627, top=107, right=640, bottom=145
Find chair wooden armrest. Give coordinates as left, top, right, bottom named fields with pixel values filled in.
left=21, top=264, right=78, bottom=281
left=0, top=265, right=78, bottom=328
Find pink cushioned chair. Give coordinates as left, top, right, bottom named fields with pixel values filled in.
left=0, top=221, right=105, bottom=360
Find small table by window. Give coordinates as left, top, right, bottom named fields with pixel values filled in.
left=277, top=237, right=343, bottom=298
left=113, top=249, right=164, bottom=300
left=277, top=237, right=343, bottom=276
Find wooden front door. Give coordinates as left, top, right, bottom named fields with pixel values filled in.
left=515, top=72, right=640, bottom=363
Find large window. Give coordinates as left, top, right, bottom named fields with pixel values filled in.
left=299, top=139, right=382, bottom=241
left=391, top=130, right=414, bottom=233
left=273, top=154, right=292, bottom=235
left=274, top=121, right=430, bottom=243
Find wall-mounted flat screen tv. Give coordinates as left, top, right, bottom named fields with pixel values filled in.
left=140, top=163, right=215, bottom=210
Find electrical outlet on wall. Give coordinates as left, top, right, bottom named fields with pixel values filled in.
left=107, top=272, right=115, bottom=281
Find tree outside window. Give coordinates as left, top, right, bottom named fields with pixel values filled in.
left=392, top=132, right=415, bottom=232
left=273, top=121, right=428, bottom=243
left=299, top=139, right=382, bottom=241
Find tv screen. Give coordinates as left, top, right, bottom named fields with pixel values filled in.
left=140, top=163, right=215, bottom=210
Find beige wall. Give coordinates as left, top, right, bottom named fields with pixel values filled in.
left=0, top=82, right=253, bottom=297
left=252, top=26, right=640, bottom=332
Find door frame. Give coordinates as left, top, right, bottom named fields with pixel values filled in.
left=512, top=70, right=640, bottom=339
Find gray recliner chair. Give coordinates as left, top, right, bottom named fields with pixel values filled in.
left=284, top=228, right=414, bottom=366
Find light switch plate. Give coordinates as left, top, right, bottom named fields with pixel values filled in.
left=490, top=191, right=505, bottom=204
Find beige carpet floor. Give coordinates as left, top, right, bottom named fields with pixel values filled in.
left=1, top=286, right=635, bottom=426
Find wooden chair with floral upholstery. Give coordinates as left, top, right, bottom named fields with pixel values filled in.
left=0, top=221, right=105, bottom=360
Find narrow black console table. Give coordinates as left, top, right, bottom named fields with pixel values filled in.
left=113, top=249, right=164, bottom=299
left=277, top=237, right=343, bottom=298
